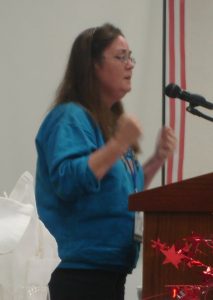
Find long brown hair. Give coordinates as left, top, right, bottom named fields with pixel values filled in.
left=53, top=23, right=139, bottom=152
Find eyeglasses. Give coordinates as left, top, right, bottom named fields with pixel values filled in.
left=102, top=54, right=136, bottom=65
left=113, top=54, right=136, bottom=65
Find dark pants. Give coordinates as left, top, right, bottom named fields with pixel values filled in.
left=49, top=268, right=127, bottom=300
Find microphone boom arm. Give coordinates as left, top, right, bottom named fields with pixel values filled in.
left=186, top=105, right=213, bottom=122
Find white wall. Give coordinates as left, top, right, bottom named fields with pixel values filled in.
left=184, top=0, right=213, bottom=179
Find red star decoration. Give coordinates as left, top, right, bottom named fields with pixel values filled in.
left=160, top=244, right=185, bottom=269
left=182, top=242, right=191, bottom=254
left=151, top=238, right=166, bottom=250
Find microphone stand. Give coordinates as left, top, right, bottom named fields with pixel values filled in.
left=186, top=104, right=213, bottom=122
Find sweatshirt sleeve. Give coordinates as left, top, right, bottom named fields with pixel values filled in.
left=39, top=109, right=101, bottom=201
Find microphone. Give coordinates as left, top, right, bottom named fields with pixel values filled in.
left=165, top=83, right=213, bottom=109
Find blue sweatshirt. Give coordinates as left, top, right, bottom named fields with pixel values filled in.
left=35, top=102, right=144, bottom=273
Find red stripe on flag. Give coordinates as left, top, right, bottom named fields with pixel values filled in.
left=178, top=0, right=186, bottom=181
left=167, top=0, right=176, bottom=184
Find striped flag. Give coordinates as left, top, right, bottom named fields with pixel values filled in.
left=165, top=0, right=186, bottom=184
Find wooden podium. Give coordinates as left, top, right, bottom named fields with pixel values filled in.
left=129, top=173, right=213, bottom=299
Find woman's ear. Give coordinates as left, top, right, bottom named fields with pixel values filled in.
left=93, top=61, right=103, bottom=79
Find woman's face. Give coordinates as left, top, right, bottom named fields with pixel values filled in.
left=94, top=35, right=135, bottom=107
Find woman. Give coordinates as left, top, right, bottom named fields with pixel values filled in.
left=35, top=23, right=176, bottom=300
